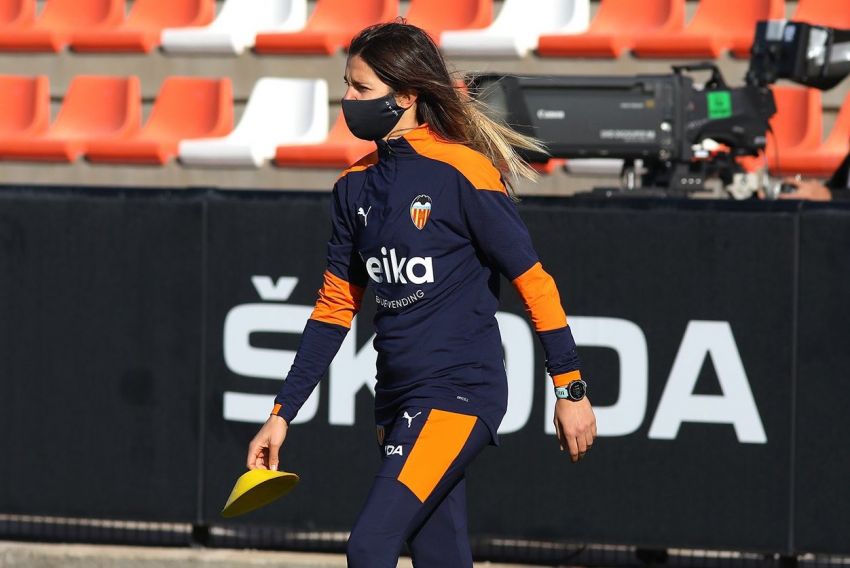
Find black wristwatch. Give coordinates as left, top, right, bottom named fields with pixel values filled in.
left=555, top=379, right=587, bottom=401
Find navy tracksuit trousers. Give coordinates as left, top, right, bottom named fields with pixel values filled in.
left=346, top=407, right=491, bottom=568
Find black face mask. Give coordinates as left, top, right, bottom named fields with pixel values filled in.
left=341, top=92, right=406, bottom=141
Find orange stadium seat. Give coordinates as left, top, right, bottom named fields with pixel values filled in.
left=792, top=0, right=850, bottom=28
left=405, top=0, right=492, bottom=45
left=537, top=0, right=684, bottom=58
left=71, top=0, right=215, bottom=53
left=254, top=0, right=397, bottom=55
left=0, top=0, right=123, bottom=52
left=764, top=87, right=823, bottom=172
left=86, top=77, right=233, bottom=165
left=0, top=75, right=49, bottom=138
left=772, top=91, right=850, bottom=177
left=739, top=86, right=823, bottom=173
left=0, top=76, right=141, bottom=162
left=274, top=111, right=374, bottom=168
left=632, top=0, right=784, bottom=59
left=0, top=0, right=35, bottom=27
left=529, top=158, right=567, bottom=175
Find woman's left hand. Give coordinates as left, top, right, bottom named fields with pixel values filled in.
left=554, top=398, right=597, bottom=463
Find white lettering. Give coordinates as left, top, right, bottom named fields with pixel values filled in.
left=365, top=247, right=434, bottom=284
left=222, top=282, right=765, bottom=446
left=251, top=276, right=298, bottom=302
left=648, top=321, right=767, bottom=443
left=329, top=316, right=377, bottom=426
left=600, top=129, right=656, bottom=141
left=496, top=312, right=534, bottom=434
left=544, top=316, right=649, bottom=437
left=374, top=289, right=425, bottom=310
left=222, top=300, right=318, bottom=425
left=385, top=444, right=404, bottom=456
left=536, top=108, right=566, bottom=120
left=406, top=256, right=434, bottom=285
left=389, top=247, right=406, bottom=283
left=381, top=247, right=392, bottom=282
left=365, top=257, right=383, bottom=283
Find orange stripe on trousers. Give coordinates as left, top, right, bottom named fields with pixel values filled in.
left=397, top=410, right=477, bottom=502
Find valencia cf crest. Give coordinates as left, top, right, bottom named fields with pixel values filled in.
left=410, top=194, right=432, bottom=230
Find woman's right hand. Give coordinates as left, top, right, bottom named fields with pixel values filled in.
left=246, top=415, right=288, bottom=471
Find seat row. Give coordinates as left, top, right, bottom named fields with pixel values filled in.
left=0, top=75, right=847, bottom=177
left=0, top=74, right=374, bottom=167
left=0, top=0, right=846, bottom=57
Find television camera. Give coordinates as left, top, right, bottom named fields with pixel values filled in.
left=469, top=20, right=850, bottom=198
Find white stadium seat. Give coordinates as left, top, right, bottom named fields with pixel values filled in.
left=161, top=0, right=307, bottom=55
left=178, top=77, right=328, bottom=167
left=440, top=0, right=589, bottom=58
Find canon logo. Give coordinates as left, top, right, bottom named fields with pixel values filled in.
left=536, top=109, right=566, bottom=120
left=365, top=247, right=434, bottom=284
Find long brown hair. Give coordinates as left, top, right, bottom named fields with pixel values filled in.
left=347, top=20, right=547, bottom=199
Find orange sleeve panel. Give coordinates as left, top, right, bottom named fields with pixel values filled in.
left=552, top=370, right=582, bottom=388
left=309, top=269, right=365, bottom=329
left=397, top=409, right=477, bottom=502
left=511, top=261, right=568, bottom=332
left=404, top=132, right=507, bottom=194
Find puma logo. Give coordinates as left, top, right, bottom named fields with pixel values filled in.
left=357, top=205, right=372, bottom=226
left=403, top=411, right=422, bottom=428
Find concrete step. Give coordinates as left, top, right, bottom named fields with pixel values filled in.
left=0, top=541, right=536, bottom=568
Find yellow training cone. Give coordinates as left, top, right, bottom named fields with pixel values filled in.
left=221, top=469, right=299, bottom=518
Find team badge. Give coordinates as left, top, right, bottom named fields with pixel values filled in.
left=410, top=195, right=432, bottom=230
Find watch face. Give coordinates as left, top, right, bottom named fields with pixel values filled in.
left=568, top=380, right=586, bottom=400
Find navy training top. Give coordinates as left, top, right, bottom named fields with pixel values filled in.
left=272, top=123, right=582, bottom=444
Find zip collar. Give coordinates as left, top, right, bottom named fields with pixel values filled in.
left=375, top=123, right=434, bottom=159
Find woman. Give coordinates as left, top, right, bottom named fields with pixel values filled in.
left=247, top=21, right=597, bottom=568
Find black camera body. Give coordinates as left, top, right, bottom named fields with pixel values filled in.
left=469, top=21, right=850, bottom=196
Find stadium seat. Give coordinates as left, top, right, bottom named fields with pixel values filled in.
left=253, top=0, right=397, bottom=55
left=161, top=0, right=307, bottom=56
left=537, top=0, right=684, bottom=58
left=739, top=86, right=823, bottom=173
left=0, top=0, right=35, bottom=27
left=0, top=75, right=49, bottom=138
left=0, top=76, right=141, bottom=163
left=71, top=0, right=215, bottom=53
left=765, top=87, right=823, bottom=171
left=632, top=0, right=784, bottom=59
left=529, top=158, right=567, bottom=175
left=774, top=88, right=823, bottom=144
left=86, top=77, right=233, bottom=165
left=179, top=78, right=328, bottom=168
left=405, top=0, right=491, bottom=45
left=0, top=0, right=124, bottom=52
left=274, top=111, right=376, bottom=168
left=791, top=0, right=850, bottom=28
left=772, top=91, right=850, bottom=177
left=441, top=0, right=589, bottom=58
